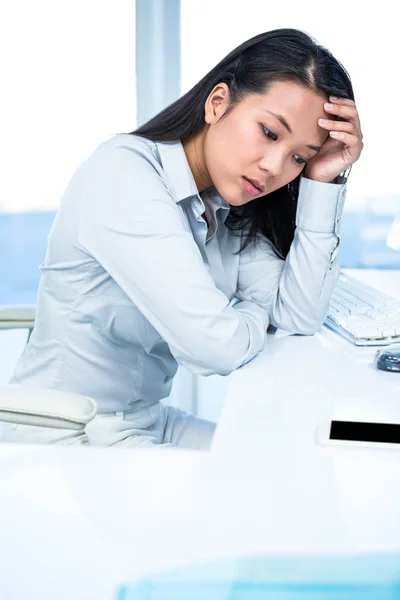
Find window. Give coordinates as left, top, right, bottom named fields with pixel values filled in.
left=0, top=0, right=136, bottom=303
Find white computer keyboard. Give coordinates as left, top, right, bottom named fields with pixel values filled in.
left=325, top=272, right=400, bottom=346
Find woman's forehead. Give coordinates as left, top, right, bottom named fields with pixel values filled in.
left=244, top=81, right=327, bottom=111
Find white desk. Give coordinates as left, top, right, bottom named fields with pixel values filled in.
left=213, top=268, right=400, bottom=455
left=206, top=268, right=400, bottom=558
left=1, top=269, right=400, bottom=599
left=0, top=444, right=209, bottom=599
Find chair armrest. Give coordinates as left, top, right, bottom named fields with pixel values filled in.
left=0, top=385, right=97, bottom=430
left=0, top=305, right=36, bottom=330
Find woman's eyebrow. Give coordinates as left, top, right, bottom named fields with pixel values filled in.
left=263, top=110, right=321, bottom=152
left=264, top=110, right=293, bottom=133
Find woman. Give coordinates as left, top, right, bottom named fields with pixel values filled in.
left=8, top=28, right=363, bottom=448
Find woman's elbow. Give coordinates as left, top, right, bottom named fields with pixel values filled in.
left=294, top=314, right=326, bottom=335
left=296, top=322, right=322, bottom=336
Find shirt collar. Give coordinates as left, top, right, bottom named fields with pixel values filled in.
left=201, top=187, right=231, bottom=224
left=156, top=140, right=199, bottom=203
left=155, top=139, right=231, bottom=222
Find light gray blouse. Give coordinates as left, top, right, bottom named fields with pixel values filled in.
left=11, top=134, right=346, bottom=413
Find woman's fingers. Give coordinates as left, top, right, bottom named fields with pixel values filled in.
left=318, top=119, right=355, bottom=133
left=324, top=97, right=363, bottom=139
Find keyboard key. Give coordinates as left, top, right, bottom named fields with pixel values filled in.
left=325, top=273, right=400, bottom=345
left=381, top=329, right=397, bottom=338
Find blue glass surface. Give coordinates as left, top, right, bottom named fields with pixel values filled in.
left=0, top=211, right=55, bottom=304
left=117, top=554, right=400, bottom=600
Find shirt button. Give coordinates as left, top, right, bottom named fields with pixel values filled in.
left=164, top=376, right=171, bottom=384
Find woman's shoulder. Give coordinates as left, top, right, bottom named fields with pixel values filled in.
left=73, top=133, right=172, bottom=187
left=73, top=134, right=187, bottom=201
left=92, top=133, right=160, bottom=165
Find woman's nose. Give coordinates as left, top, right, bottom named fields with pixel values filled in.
left=259, top=153, right=285, bottom=178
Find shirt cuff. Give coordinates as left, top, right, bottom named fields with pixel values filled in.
left=296, top=176, right=347, bottom=235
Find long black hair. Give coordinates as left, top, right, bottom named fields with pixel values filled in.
left=128, top=28, right=354, bottom=259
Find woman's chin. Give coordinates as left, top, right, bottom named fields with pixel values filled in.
left=214, top=182, right=250, bottom=207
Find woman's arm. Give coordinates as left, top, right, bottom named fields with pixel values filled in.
left=236, top=176, right=347, bottom=335
left=77, top=146, right=269, bottom=376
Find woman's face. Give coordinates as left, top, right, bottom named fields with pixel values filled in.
left=202, top=80, right=330, bottom=206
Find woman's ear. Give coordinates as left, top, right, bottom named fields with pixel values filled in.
left=204, top=83, right=231, bottom=125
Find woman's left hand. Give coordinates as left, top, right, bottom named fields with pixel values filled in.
left=304, top=96, right=363, bottom=183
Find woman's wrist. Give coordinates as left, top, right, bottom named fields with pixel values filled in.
left=303, top=165, right=352, bottom=185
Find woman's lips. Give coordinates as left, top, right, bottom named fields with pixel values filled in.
left=242, top=176, right=262, bottom=197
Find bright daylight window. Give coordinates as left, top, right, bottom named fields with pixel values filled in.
left=0, top=0, right=136, bottom=303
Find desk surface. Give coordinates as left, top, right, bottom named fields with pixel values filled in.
left=1, top=269, right=400, bottom=599
left=0, top=444, right=210, bottom=600
left=208, top=268, right=400, bottom=562
left=214, top=268, right=400, bottom=455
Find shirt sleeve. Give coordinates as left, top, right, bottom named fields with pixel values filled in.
left=77, top=146, right=269, bottom=377
left=235, top=176, right=347, bottom=335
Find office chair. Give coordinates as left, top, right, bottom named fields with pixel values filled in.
left=0, top=305, right=97, bottom=438
left=0, top=385, right=97, bottom=432
left=0, top=304, right=36, bottom=341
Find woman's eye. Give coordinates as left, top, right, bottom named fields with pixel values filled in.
left=261, top=126, right=306, bottom=166
left=293, top=154, right=307, bottom=166
left=261, top=126, right=278, bottom=141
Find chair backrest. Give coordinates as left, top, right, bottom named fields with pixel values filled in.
left=0, top=305, right=36, bottom=331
